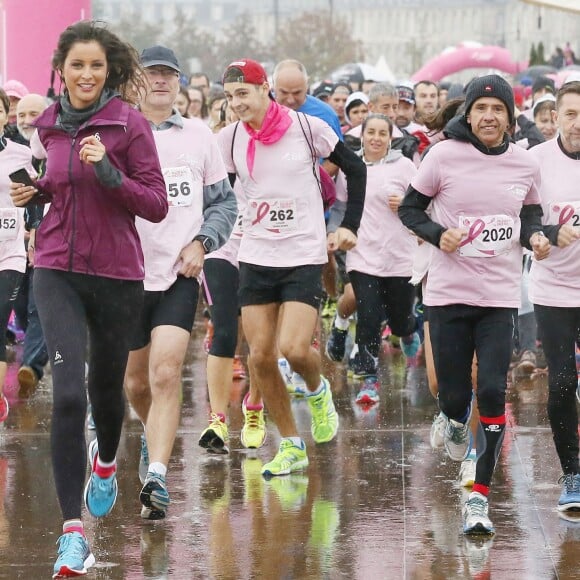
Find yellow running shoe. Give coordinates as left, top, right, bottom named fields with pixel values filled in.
left=241, top=394, right=266, bottom=449
left=307, top=377, right=339, bottom=444
left=261, top=438, right=309, bottom=477
left=198, top=413, right=229, bottom=454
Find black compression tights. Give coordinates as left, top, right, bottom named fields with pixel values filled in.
left=34, top=268, right=143, bottom=521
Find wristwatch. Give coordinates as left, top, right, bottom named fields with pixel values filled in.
left=193, top=235, right=213, bottom=254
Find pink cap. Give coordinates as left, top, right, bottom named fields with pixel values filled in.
left=3, top=79, right=29, bottom=100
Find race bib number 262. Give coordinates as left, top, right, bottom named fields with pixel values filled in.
left=248, top=199, right=297, bottom=235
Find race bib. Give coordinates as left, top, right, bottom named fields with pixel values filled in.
left=457, top=214, right=515, bottom=258
left=248, top=199, right=297, bottom=236
left=548, top=201, right=580, bottom=228
left=0, top=208, right=18, bottom=241
left=163, top=166, right=194, bottom=207
left=231, top=212, right=244, bottom=238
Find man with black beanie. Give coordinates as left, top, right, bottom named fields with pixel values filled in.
left=399, top=74, right=550, bottom=536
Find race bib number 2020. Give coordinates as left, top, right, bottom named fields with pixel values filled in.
left=457, top=214, right=515, bottom=258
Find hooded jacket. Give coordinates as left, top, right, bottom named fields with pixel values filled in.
left=31, top=97, right=168, bottom=280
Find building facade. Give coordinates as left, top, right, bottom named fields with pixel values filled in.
left=95, top=0, right=580, bottom=79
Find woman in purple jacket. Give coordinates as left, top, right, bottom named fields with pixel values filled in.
left=10, top=21, right=168, bottom=578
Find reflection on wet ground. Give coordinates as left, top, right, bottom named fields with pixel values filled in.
left=0, top=316, right=579, bottom=579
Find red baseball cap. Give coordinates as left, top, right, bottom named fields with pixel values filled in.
left=223, top=59, right=268, bottom=85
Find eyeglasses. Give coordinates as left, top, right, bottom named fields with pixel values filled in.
left=145, top=68, right=179, bottom=79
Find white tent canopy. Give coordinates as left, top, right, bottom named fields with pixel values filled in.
left=521, top=0, right=580, bottom=14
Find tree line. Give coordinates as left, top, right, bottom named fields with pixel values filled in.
left=99, top=6, right=364, bottom=82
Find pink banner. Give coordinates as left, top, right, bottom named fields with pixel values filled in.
left=1, top=0, right=91, bottom=95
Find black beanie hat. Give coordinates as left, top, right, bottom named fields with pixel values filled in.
left=531, top=75, right=555, bottom=97
left=464, top=74, right=515, bottom=125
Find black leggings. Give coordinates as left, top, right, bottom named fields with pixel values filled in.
left=428, top=305, right=515, bottom=419
left=534, top=304, right=580, bottom=475
left=349, top=271, right=416, bottom=358
left=34, top=268, right=143, bottom=521
left=0, top=270, right=23, bottom=362
left=203, top=258, right=239, bottom=358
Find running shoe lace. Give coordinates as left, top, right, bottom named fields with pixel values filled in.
left=468, top=496, right=488, bottom=517
left=245, top=410, right=261, bottom=429
left=57, top=533, right=86, bottom=559
left=449, top=421, right=468, bottom=444
left=309, top=393, right=326, bottom=420
left=559, top=473, right=580, bottom=493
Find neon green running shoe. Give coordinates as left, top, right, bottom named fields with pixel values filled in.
left=307, top=377, right=339, bottom=444
left=261, top=438, right=309, bottom=477
left=198, top=414, right=229, bottom=454
left=241, top=395, right=267, bottom=449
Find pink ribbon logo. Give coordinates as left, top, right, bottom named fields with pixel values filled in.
left=458, top=219, right=485, bottom=247
left=251, top=202, right=270, bottom=225
left=558, top=204, right=575, bottom=225
left=458, top=218, right=495, bottom=255
left=251, top=201, right=280, bottom=233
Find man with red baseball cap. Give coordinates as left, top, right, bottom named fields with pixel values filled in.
left=219, top=58, right=366, bottom=477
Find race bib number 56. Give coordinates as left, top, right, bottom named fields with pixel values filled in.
left=163, top=166, right=194, bottom=207
left=457, top=214, right=515, bottom=258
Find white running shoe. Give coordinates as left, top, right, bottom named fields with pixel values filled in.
left=430, top=411, right=447, bottom=450
left=463, top=492, right=495, bottom=535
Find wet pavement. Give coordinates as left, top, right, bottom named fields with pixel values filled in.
left=0, top=316, right=579, bottom=579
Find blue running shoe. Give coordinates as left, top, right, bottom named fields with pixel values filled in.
left=558, top=473, right=580, bottom=511
left=53, top=532, right=95, bottom=578
left=350, top=346, right=378, bottom=379
left=401, top=331, right=421, bottom=358
left=140, top=472, right=170, bottom=514
left=84, top=439, right=118, bottom=518
left=325, top=323, right=348, bottom=362
left=355, top=376, right=380, bottom=405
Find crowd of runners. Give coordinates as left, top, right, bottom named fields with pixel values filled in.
left=0, top=19, right=579, bottom=578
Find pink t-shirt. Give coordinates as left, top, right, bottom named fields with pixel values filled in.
left=336, top=155, right=417, bottom=277
left=411, top=139, right=541, bottom=307
left=218, top=111, right=338, bottom=267
left=0, top=140, right=34, bottom=274
left=137, top=118, right=227, bottom=291
left=528, top=139, right=580, bottom=307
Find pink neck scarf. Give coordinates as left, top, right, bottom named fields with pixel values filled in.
left=243, top=100, right=292, bottom=179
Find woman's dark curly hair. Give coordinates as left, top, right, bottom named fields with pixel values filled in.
left=52, top=20, right=145, bottom=104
